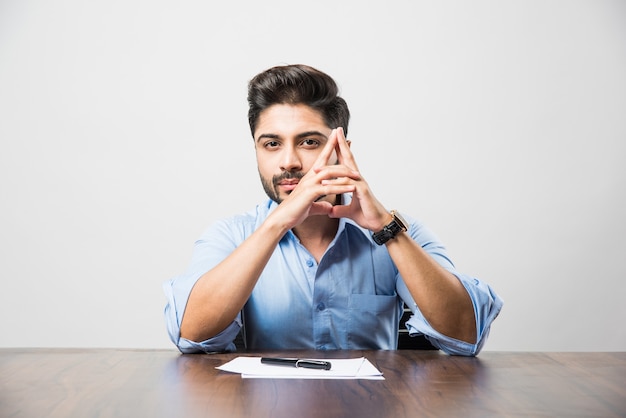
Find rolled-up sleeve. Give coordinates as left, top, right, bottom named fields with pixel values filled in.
left=400, top=215, right=504, bottom=356
left=163, top=275, right=242, bottom=353
left=163, top=217, right=252, bottom=353
left=404, top=272, right=503, bottom=356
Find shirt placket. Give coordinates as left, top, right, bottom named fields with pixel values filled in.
left=312, top=265, right=332, bottom=350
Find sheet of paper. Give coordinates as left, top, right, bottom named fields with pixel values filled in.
left=216, top=356, right=384, bottom=380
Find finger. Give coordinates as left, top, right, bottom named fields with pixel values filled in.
left=335, top=127, right=359, bottom=171
left=312, top=167, right=360, bottom=180
left=328, top=203, right=353, bottom=219
left=318, top=165, right=361, bottom=182
left=311, top=184, right=355, bottom=204
left=312, top=128, right=338, bottom=170
left=308, top=200, right=333, bottom=216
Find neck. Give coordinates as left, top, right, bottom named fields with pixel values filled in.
left=292, top=215, right=339, bottom=262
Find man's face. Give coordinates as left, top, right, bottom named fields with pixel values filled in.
left=254, top=103, right=336, bottom=203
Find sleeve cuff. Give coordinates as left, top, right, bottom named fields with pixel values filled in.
left=404, top=274, right=503, bottom=356
left=174, top=319, right=242, bottom=354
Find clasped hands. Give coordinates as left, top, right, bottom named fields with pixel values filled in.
left=276, top=127, right=392, bottom=233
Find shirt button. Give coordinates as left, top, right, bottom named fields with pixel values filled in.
left=316, top=302, right=326, bottom=311
left=306, top=259, right=314, bottom=267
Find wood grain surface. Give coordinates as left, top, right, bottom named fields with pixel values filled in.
left=1, top=349, right=624, bottom=417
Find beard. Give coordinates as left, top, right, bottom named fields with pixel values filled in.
left=260, top=171, right=305, bottom=204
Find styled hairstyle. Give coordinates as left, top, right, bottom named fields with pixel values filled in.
left=247, top=64, right=350, bottom=137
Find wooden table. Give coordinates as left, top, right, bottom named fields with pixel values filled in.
left=1, top=349, right=624, bottom=417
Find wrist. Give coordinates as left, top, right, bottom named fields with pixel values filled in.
left=263, top=210, right=295, bottom=239
left=372, top=212, right=394, bottom=233
left=372, top=210, right=408, bottom=246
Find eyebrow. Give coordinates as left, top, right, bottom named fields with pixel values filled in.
left=256, top=131, right=328, bottom=143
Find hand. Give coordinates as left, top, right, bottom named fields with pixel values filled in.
left=269, top=129, right=358, bottom=230
left=316, top=128, right=392, bottom=232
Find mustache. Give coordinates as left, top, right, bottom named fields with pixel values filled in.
left=272, top=171, right=304, bottom=185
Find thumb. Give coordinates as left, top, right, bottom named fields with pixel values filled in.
left=328, top=204, right=351, bottom=219
left=309, top=201, right=334, bottom=216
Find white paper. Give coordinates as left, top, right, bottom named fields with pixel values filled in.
left=216, top=356, right=384, bottom=380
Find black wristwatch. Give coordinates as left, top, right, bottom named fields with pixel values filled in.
left=372, top=210, right=408, bottom=245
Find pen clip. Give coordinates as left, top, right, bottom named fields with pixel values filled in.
left=295, top=359, right=332, bottom=370
left=260, top=357, right=332, bottom=370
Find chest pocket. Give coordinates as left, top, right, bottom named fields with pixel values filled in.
left=347, top=294, right=400, bottom=349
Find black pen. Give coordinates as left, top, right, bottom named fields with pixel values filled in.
left=261, top=357, right=332, bottom=370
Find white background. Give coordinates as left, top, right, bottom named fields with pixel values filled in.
left=1, top=0, right=624, bottom=351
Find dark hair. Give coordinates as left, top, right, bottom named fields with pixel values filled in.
left=247, top=64, right=350, bottom=137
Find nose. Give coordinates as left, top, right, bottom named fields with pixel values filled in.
left=279, top=146, right=302, bottom=172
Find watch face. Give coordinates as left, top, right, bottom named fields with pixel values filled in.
left=392, top=211, right=408, bottom=231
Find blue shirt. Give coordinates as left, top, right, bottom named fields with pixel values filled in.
left=163, top=197, right=503, bottom=356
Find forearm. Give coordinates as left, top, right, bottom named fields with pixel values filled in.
left=180, top=215, right=289, bottom=342
left=386, top=232, right=477, bottom=344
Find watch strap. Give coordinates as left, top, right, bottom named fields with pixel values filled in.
left=372, top=210, right=407, bottom=245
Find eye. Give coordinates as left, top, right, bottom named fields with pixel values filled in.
left=301, top=138, right=320, bottom=148
left=264, top=140, right=280, bottom=149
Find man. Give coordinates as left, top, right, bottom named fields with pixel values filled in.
left=163, top=64, right=502, bottom=356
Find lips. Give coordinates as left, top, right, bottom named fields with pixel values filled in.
left=273, top=172, right=304, bottom=195
left=277, top=179, right=299, bottom=191
left=278, top=179, right=299, bottom=186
